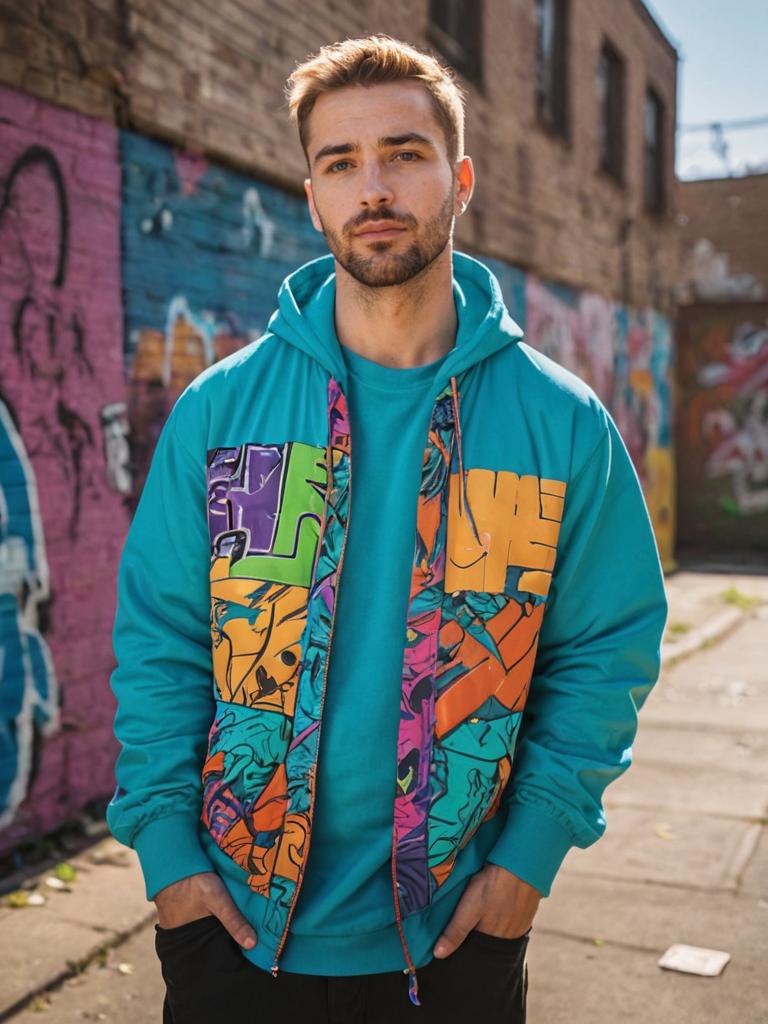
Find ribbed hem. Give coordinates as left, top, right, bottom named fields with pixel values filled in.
left=484, top=801, right=575, bottom=897
left=198, top=812, right=508, bottom=975
left=133, top=813, right=214, bottom=901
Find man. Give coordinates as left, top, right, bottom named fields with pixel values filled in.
left=107, top=34, right=667, bottom=1023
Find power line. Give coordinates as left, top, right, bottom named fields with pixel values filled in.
left=678, top=115, right=768, bottom=133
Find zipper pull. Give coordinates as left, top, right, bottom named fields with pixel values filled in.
left=405, top=967, right=421, bottom=1006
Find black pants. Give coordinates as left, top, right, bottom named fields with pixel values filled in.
left=155, top=915, right=529, bottom=1023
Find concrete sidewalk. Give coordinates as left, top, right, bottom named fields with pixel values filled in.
left=530, top=571, right=768, bottom=1023
left=661, top=567, right=768, bottom=666
left=1, top=567, right=766, bottom=1021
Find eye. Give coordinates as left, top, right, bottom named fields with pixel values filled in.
left=328, top=160, right=352, bottom=173
left=395, top=151, right=421, bottom=162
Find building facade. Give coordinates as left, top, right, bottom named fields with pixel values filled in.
left=674, top=172, right=768, bottom=553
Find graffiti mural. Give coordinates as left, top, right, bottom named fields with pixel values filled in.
left=0, top=87, right=126, bottom=844
left=676, top=304, right=768, bottom=550
left=0, top=399, right=59, bottom=828
left=120, top=131, right=328, bottom=498
left=521, top=276, right=675, bottom=568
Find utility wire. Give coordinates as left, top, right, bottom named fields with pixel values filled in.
left=678, top=115, right=768, bottom=133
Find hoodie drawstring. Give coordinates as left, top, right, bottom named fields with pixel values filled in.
left=450, top=376, right=468, bottom=517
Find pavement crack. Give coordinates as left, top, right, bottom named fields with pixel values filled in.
left=532, top=926, right=662, bottom=956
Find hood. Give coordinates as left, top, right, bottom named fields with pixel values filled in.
left=265, top=249, right=524, bottom=393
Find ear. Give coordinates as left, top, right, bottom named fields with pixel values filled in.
left=304, top=178, right=323, bottom=233
left=453, top=155, right=475, bottom=216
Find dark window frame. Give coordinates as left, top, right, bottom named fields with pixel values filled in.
left=596, top=38, right=626, bottom=185
left=535, top=0, right=569, bottom=140
left=427, top=0, right=484, bottom=88
left=643, top=84, right=666, bottom=214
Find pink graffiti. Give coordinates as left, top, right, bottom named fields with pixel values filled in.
left=699, top=321, right=768, bottom=515
left=0, top=86, right=127, bottom=846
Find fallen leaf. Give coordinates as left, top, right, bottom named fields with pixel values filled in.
left=54, top=862, right=77, bottom=883
left=5, top=890, right=30, bottom=908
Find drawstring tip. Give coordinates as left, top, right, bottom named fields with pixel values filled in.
left=407, top=968, right=421, bottom=1006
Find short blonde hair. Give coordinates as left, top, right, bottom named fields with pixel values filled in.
left=285, top=34, right=466, bottom=168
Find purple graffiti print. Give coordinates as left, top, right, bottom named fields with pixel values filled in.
left=207, top=444, right=285, bottom=555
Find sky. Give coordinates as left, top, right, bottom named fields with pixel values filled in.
left=642, top=0, right=768, bottom=180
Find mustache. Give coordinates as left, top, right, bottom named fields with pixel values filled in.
left=347, top=209, right=415, bottom=232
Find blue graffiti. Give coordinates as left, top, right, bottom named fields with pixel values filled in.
left=0, top=399, right=59, bottom=826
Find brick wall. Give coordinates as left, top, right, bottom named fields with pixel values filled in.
left=0, top=0, right=679, bottom=311
left=0, top=85, right=127, bottom=847
left=675, top=173, right=768, bottom=300
left=120, top=128, right=328, bottom=495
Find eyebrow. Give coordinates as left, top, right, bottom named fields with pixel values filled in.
left=312, top=132, right=436, bottom=166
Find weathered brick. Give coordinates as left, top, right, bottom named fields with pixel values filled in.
left=0, top=50, right=26, bottom=86
left=0, top=86, right=126, bottom=852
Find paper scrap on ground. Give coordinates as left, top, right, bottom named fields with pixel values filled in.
left=658, top=944, right=731, bottom=977
left=45, top=876, right=70, bottom=891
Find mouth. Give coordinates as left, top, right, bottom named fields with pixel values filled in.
left=354, top=223, right=408, bottom=240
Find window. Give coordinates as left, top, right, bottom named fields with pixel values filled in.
left=596, top=40, right=625, bottom=183
left=644, top=86, right=665, bottom=213
left=428, top=0, right=483, bottom=85
left=535, top=0, right=569, bottom=137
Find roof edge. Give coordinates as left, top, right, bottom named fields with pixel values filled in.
left=632, top=0, right=680, bottom=58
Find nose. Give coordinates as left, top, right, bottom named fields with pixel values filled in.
left=358, top=161, right=394, bottom=208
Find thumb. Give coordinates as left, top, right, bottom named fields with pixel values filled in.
left=432, top=896, right=479, bottom=959
left=206, top=878, right=257, bottom=949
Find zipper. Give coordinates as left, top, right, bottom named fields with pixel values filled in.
left=270, top=382, right=352, bottom=979
left=387, top=377, right=462, bottom=1008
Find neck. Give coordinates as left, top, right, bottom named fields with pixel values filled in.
left=333, top=245, right=457, bottom=368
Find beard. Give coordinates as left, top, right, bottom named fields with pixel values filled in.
left=318, top=188, right=455, bottom=288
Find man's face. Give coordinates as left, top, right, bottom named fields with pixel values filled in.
left=304, top=80, right=473, bottom=288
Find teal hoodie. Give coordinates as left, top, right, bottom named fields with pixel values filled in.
left=107, top=250, right=667, bottom=1006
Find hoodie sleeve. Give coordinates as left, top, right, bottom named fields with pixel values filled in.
left=485, top=410, right=668, bottom=897
left=105, top=392, right=216, bottom=900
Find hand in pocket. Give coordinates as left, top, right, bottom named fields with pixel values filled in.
left=154, top=871, right=257, bottom=949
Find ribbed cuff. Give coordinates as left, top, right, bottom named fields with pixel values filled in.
left=485, top=801, right=575, bottom=897
left=133, top=813, right=214, bottom=901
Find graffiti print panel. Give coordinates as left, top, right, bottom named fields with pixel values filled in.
left=207, top=441, right=327, bottom=710
left=0, top=87, right=127, bottom=845
left=676, top=303, right=768, bottom=551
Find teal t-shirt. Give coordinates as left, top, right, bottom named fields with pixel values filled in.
left=289, top=338, right=451, bottom=941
